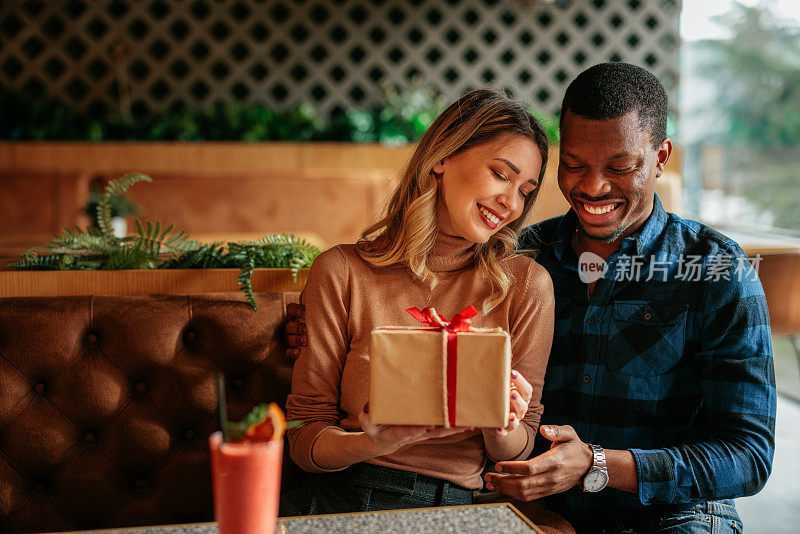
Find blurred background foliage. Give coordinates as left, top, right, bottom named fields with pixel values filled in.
left=699, top=2, right=800, bottom=230
left=705, top=4, right=800, bottom=148
left=0, top=81, right=561, bottom=146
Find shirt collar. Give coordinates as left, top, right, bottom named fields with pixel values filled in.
left=628, top=193, right=667, bottom=257
left=551, top=193, right=667, bottom=261
left=552, top=209, right=578, bottom=263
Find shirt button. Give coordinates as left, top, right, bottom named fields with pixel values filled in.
left=583, top=375, right=591, bottom=384
left=587, top=317, right=595, bottom=325
left=644, top=312, right=653, bottom=320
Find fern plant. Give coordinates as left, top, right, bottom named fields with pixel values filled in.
left=162, top=234, right=321, bottom=310
left=12, top=173, right=198, bottom=271
left=10, top=173, right=321, bottom=310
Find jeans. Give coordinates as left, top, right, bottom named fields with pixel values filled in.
left=279, top=462, right=473, bottom=516
left=571, top=500, right=744, bottom=534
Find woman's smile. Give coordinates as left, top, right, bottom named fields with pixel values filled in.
left=477, top=203, right=504, bottom=229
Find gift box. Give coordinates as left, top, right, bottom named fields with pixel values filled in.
left=369, top=306, right=511, bottom=428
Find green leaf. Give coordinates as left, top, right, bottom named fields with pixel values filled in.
left=225, top=403, right=268, bottom=442
left=11, top=173, right=320, bottom=310
left=225, top=403, right=304, bottom=442
left=98, top=173, right=152, bottom=238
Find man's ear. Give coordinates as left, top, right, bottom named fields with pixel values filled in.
left=655, top=138, right=673, bottom=178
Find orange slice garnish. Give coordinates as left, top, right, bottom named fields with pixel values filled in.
left=243, top=402, right=286, bottom=442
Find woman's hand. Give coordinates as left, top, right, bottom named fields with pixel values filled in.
left=357, top=404, right=470, bottom=456
left=485, top=369, right=532, bottom=438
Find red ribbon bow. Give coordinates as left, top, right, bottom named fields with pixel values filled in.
left=404, top=305, right=478, bottom=332
left=404, top=305, right=478, bottom=426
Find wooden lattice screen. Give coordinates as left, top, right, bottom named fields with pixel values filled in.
left=0, top=0, right=681, bottom=119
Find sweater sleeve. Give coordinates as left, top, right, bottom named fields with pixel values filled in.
left=507, top=259, right=555, bottom=460
left=286, top=246, right=351, bottom=473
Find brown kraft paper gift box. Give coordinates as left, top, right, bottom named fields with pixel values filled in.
left=369, top=306, right=511, bottom=428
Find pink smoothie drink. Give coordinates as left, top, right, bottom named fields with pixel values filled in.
left=210, top=431, right=283, bottom=534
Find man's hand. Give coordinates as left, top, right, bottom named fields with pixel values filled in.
left=285, top=302, right=307, bottom=359
left=483, top=425, right=593, bottom=501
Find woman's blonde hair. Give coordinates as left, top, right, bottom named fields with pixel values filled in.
left=356, top=89, right=549, bottom=313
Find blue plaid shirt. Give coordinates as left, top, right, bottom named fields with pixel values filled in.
left=519, top=195, right=776, bottom=522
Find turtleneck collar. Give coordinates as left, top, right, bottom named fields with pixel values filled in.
left=427, top=232, right=477, bottom=273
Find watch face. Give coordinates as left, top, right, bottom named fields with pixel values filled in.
left=584, top=469, right=609, bottom=492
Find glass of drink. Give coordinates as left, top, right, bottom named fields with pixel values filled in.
left=209, top=431, right=283, bottom=534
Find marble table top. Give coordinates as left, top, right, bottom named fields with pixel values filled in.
left=51, top=503, right=543, bottom=534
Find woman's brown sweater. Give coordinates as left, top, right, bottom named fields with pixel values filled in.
left=286, top=232, right=555, bottom=490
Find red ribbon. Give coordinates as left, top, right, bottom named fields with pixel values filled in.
left=404, top=305, right=478, bottom=426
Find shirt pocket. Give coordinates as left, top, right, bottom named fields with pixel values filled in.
left=607, top=301, right=688, bottom=376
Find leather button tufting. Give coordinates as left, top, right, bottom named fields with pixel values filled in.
left=34, top=483, right=46, bottom=493
left=86, top=333, right=98, bottom=344
left=184, top=331, right=196, bottom=343
left=184, top=429, right=196, bottom=441
left=83, top=433, right=95, bottom=444
left=135, top=479, right=147, bottom=490
left=33, top=383, right=45, bottom=394
left=135, top=381, right=148, bottom=393
left=232, top=379, right=245, bottom=390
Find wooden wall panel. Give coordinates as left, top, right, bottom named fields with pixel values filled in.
left=0, top=142, right=415, bottom=174
left=758, top=253, right=800, bottom=336
left=0, top=268, right=308, bottom=297
left=0, top=143, right=682, bottom=261
left=114, top=171, right=385, bottom=247
left=0, top=172, right=58, bottom=237
left=0, top=170, right=91, bottom=242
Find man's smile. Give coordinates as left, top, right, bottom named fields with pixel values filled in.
left=573, top=199, right=626, bottom=226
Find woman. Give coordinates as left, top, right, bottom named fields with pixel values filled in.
left=281, top=89, right=555, bottom=515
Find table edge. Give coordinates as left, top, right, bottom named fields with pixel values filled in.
left=40, top=502, right=544, bottom=533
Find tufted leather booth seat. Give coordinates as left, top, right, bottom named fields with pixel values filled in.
left=0, top=292, right=300, bottom=533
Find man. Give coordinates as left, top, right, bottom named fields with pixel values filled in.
left=285, top=63, right=776, bottom=533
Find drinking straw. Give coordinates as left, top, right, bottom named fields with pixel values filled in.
left=215, top=371, right=228, bottom=442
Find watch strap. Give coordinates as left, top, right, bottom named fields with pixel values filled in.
left=583, top=443, right=609, bottom=492
left=590, top=443, right=607, bottom=471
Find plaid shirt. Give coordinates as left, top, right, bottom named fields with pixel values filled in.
left=519, top=195, right=776, bottom=522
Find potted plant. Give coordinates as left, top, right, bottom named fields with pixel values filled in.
left=83, top=188, right=142, bottom=238
left=6, top=173, right=321, bottom=309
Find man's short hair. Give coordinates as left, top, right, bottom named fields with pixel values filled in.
left=560, top=62, right=669, bottom=149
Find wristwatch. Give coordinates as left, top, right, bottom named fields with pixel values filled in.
left=582, top=443, right=609, bottom=492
